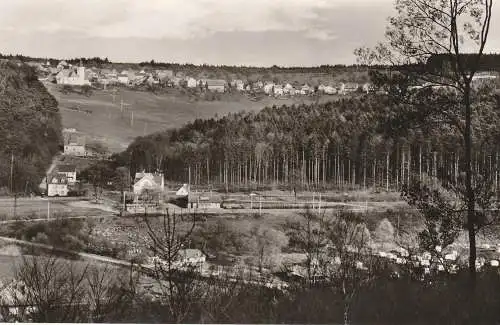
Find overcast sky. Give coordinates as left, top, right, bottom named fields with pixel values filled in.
left=0, top=0, right=499, bottom=66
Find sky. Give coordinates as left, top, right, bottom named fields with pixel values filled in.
left=0, top=0, right=499, bottom=67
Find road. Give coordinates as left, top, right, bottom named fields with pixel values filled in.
left=0, top=235, right=133, bottom=268
left=0, top=196, right=118, bottom=220
left=0, top=214, right=114, bottom=225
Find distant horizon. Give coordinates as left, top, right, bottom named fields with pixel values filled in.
left=4, top=51, right=500, bottom=70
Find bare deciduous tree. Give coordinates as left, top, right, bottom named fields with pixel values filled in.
left=356, top=0, right=494, bottom=284
left=143, top=210, right=200, bottom=323
left=321, top=211, right=375, bottom=325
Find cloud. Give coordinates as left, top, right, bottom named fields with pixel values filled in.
left=0, top=0, right=392, bottom=40
left=3, top=0, right=498, bottom=66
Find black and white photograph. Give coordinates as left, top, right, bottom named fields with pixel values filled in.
left=0, top=0, right=499, bottom=323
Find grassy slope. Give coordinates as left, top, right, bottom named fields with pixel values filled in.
left=44, top=82, right=339, bottom=152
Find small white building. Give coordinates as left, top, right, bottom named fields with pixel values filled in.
left=263, top=83, right=275, bottom=95
left=231, top=79, right=245, bottom=91
left=344, top=82, right=359, bottom=93
left=284, top=83, right=294, bottom=95
left=274, top=85, right=284, bottom=96
left=117, top=74, right=129, bottom=84
left=64, top=143, right=86, bottom=157
left=175, top=249, right=206, bottom=268
left=187, top=77, right=198, bottom=88
left=300, top=84, right=312, bottom=95
left=324, top=85, right=337, bottom=95
left=133, top=172, right=165, bottom=195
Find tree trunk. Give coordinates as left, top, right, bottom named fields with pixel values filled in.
left=386, top=152, right=390, bottom=191
left=419, top=145, right=422, bottom=182
left=464, top=85, right=477, bottom=284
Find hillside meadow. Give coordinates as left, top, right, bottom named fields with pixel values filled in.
left=44, top=83, right=339, bottom=152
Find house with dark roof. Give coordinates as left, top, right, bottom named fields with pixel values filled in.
left=57, top=164, right=77, bottom=185
left=204, top=79, right=227, bottom=93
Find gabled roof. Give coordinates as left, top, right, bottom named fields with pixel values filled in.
left=134, top=172, right=163, bottom=187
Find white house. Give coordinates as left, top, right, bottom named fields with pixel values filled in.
left=133, top=172, right=165, bottom=195
left=362, top=82, right=376, bottom=93
left=56, top=66, right=91, bottom=86
left=174, top=249, right=206, bottom=270
left=231, top=79, right=245, bottom=91
left=187, top=77, right=198, bottom=88
left=336, top=83, right=346, bottom=95
left=64, top=136, right=86, bottom=157
left=284, top=83, right=294, bottom=94
left=57, top=164, right=77, bottom=185
left=300, top=84, right=312, bottom=95
left=324, top=85, right=337, bottom=95
left=64, top=143, right=86, bottom=157
left=47, top=173, right=69, bottom=197
left=117, top=74, right=129, bottom=84
left=274, top=85, right=284, bottom=96
left=344, top=82, right=359, bottom=93
left=263, top=83, right=275, bottom=95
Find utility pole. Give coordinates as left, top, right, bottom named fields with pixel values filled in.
left=259, top=195, right=262, bottom=216
left=47, top=199, right=50, bottom=220
left=130, top=111, right=134, bottom=127
left=10, top=151, right=14, bottom=194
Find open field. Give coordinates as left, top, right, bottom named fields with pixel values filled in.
left=0, top=197, right=113, bottom=219
left=45, top=82, right=340, bottom=152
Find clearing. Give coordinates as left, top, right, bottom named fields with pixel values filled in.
left=44, top=82, right=339, bottom=152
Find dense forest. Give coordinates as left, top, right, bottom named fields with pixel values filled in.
left=111, top=87, right=500, bottom=192
left=0, top=61, right=62, bottom=194
left=427, top=53, right=500, bottom=72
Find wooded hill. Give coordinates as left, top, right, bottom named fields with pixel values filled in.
left=112, top=89, right=500, bottom=192
left=0, top=61, right=62, bottom=194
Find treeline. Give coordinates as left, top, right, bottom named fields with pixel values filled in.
left=66, top=57, right=110, bottom=67
left=0, top=61, right=62, bottom=194
left=427, top=53, right=500, bottom=72
left=139, top=60, right=386, bottom=75
left=111, top=92, right=500, bottom=192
